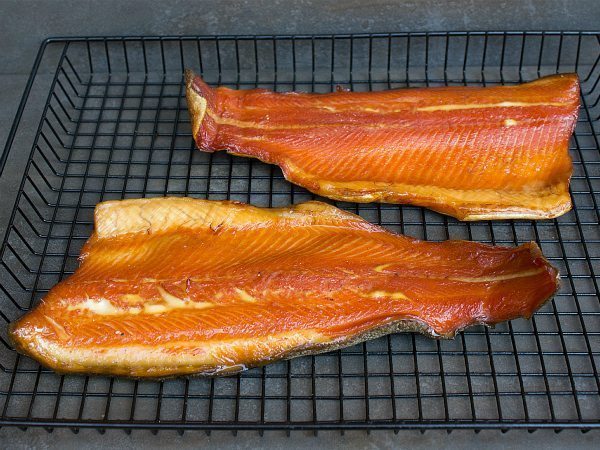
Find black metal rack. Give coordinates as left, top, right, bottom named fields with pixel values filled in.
left=0, top=32, right=599, bottom=433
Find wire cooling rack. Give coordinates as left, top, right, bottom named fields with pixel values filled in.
left=0, top=32, right=599, bottom=433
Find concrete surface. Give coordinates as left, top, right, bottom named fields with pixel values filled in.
left=0, top=74, right=26, bottom=163
left=0, top=0, right=599, bottom=448
left=1, top=0, right=600, bottom=75
left=0, top=428, right=599, bottom=450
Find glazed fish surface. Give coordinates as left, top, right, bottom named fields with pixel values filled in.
left=10, top=198, right=559, bottom=378
left=186, top=70, right=579, bottom=220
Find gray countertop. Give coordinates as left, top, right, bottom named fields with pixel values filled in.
left=0, top=1, right=599, bottom=448
left=2, top=0, right=600, bottom=74
left=1, top=428, right=599, bottom=449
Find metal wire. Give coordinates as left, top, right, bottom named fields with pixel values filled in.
left=1, top=32, right=600, bottom=433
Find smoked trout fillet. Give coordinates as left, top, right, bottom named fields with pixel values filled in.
left=10, top=197, right=559, bottom=378
left=186, top=70, right=580, bottom=220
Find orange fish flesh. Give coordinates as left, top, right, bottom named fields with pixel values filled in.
left=186, top=70, right=579, bottom=220
left=10, top=198, right=559, bottom=378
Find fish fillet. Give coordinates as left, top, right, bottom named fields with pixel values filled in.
left=186, top=70, right=580, bottom=220
left=10, top=198, right=559, bottom=378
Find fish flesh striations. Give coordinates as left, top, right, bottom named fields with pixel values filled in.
left=186, top=70, right=579, bottom=220
left=10, top=197, right=559, bottom=377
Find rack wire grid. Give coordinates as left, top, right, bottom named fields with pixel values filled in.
left=0, top=32, right=599, bottom=434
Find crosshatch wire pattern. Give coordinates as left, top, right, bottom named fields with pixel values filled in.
left=0, top=33, right=600, bottom=433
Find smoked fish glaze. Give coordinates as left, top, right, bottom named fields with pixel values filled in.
left=10, top=198, right=559, bottom=378
left=186, top=70, right=580, bottom=220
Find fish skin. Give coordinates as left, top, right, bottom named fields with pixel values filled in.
left=185, top=69, right=579, bottom=220
left=10, top=198, right=559, bottom=378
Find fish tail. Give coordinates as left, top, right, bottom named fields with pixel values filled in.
left=185, top=69, right=219, bottom=150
